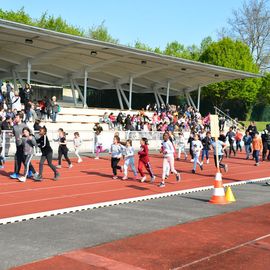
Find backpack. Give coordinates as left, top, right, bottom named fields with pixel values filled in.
left=57, top=104, right=61, bottom=112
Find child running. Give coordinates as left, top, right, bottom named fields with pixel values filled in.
left=34, top=126, right=60, bottom=181
left=251, top=132, right=263, bottom=166
left=122, top=139, right=138, bottom=180
left=191, top=133, right=203, bottom=174
left=159, top=132, right=180, bottom=188
left=177, top=132, right=187, bottom=161
left=18, top=127, right=39, bottom=182
left=110, top=135, right=124, bottom=179
left=138, top=137, right=155, bottom=183
left=73, top=132, right=82, bottom=163
left=56, top=128, right=72, bottom=168
left=95, top=130, right=104, bottom=159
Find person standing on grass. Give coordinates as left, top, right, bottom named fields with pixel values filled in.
left=159, top=132, right=180, bottom=188
left=110, top=135, right=124, bottom=179
left=34, top=126, right=59, bottom=181
left=56, top=128, right=72, bottom=169
left=243, top=130, right=252, bottom=160
left=251, top=132, right=263, bottom=166
left=73, top=132, right=82, bottom=163
left=122, top=139, right=138, bottom=180
left=18, top=127, right=39, bottom=182
left=138, top=137, right=155, bottom=183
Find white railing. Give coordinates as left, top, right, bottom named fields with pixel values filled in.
left=1, top=130, right=191, bottom=158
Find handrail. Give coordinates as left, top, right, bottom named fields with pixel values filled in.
left=213, top=106, right=245, bottom=129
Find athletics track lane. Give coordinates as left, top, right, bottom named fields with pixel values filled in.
left=10, top=203, right=270, bottom=270
left=0, top=153, right=269, bottom=219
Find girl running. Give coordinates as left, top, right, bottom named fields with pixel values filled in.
left=18, top=127, right=38, bottom=182
left=56, top=128, right=72, bottom=168
left=191, top=133, right=203, bottom=174
left=201, top=131, right=212, bottom=164
left=159, top=132, right=180, bottom=188
left=34, top=126, right=60, bottom=181
left=95, top=130, right=104, bottom=159
left=122, top=139, right=138, bottom=180
left=110, top=135, right=124, bottom=179
left=251, top=132, right=263, bottom=166
left=177, top=132, right=187, bottom=160
left=138, top=137, right=155, bottom=183
left=73, top=132, right=82, bottom=163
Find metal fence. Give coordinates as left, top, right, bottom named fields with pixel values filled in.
left=0, top=130, right=191, bottom=158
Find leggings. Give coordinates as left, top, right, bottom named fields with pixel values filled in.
left=23, top=154, right=36, bottom=177
left=96, top=145, right=104, bottom=157
left=138, top=160, right=154, bottom=178
left=214, top=155, right=225, bottom=169
left=162, top=155, right=177, bottom=180
left=123, top=157, right=137, bottom=176
left=39, top=152, right=57, bottom=176
left=75, top=147, right=81, bottom=159
left=58, top=147, right=71, bottom=165
left=111, top=157, right=121, bottom=176
left=14, top=145, right=24, bottom=174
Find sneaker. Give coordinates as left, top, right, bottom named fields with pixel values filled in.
left=33, top=172, right=39, bottom=178
left=112, top=176, right=118, bottom=180
left=56, top=165, right=62, bottom=169
left=140, top=176, right=146, bottom=183
left=33, top=174, right=43, bottom=181
left=27, top=170, right=33, bottom=178
left=122, top=176, right=128, bottom=180
left=192, top=169, right=195, bottom=174
left=176, top=173, right=181, bottom=182
left=206, top=159, right=209, bottom=164
left=255, top=163, right=259, bottom=166
left=94, top=157, right=99, bottom=160
left=190, top=159, right=194, bottom=162
left=0, top=165, right=4, bottom=169
left=78, top=158, right=83, bottom=163
left=150, top=176, right=156, bottom=183
left=158, top=182, right=165, bottom=188
left=165, top=174, right=169, bottom=179
left=200, top=164, right=203, bottom=171
left=68, top=164, right=73, bottom=169
left=10, top=173, right=19, bottom=179
left=18, top=176, right=26, bottom=182
left=224, top=164, right=228, bottom=172
left=54, top=172, right=60, bottom=180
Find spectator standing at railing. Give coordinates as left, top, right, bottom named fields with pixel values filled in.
left=5, top=81, right=13, bottom=108
left=22, top=83, right=33, bottom=105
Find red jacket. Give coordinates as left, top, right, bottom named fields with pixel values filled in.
left=138, top=144, right=149, bottom=163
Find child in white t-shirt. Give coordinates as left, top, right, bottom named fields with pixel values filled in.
left=191, top=133, right=203, bottom=174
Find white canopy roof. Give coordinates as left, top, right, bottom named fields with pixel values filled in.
left=0, top=19, right=261, bottom=98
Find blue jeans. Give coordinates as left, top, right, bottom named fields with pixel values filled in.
left=201, top=149, right=209, bottom=161
left=253, top=150, right=260, bottom=163
left=52, top=112, right=58, bottom=122
left=193, top=154, right=201, bottom=171
left=245, top=145, right=251, bottom=159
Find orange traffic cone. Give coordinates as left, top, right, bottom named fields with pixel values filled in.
left=209, top=172, right=230, bottom=204
left=225, top=186, right=236, bottom=202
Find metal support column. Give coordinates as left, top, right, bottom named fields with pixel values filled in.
left=73, top=79, right=85, bottom=106
left=166, top=81, right=170, bottom=105
left=70, top=79, right=77, bottom=106
left=115, top=84, right=124, bottom=110
left=197, top=85, right=201, bottom=111
left=83, top=70, right=88, bottom=108
left=27, top=60, right=31, bottom=84
left=128, top=76, right=133, bottom=110
left=187, top=92, right=197, bottom=109
left=119, top=85, right=129, bottom=108
left=14, top=70, right=25, bottom=88
left=185, top=91, right=191, bottom=106
left=154, top=89, right=160, bottom=108
left=156, top=90, right=165, bottom=106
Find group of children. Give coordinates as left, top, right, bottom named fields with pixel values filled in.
left=108, top=132, right=181, bottom=187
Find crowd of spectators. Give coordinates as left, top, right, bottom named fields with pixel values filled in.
left=100, top=103, right=210, bottom=134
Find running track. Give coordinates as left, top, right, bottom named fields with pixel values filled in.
left=0, top=152, right=269, bottom=220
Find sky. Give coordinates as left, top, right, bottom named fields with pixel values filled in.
left=0, top=0, right=245, bottom=49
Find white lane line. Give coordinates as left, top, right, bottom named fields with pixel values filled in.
left=173, top=233, right=270, bottom=269
left=0, top=177, right=268, bottom=225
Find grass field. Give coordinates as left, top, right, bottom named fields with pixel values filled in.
left=241, top=121, right=269, bottom=131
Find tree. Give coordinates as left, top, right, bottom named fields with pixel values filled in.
left=227, top=0, right=270, bottom=70
left=88, top=21, right=119, bottom=44
left=199, top=37, right=261, bottom=119
left=0, top=7, right=33, bottom=25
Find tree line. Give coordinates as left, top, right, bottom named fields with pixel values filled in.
left=1, top=1, right=270, bottom=121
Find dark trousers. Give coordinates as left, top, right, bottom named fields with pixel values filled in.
left=214, top=155, right=225, bottom=169
left=23, top=154, right=36, bottom=177
left=201, top=149, right=209, bottom=161
left=39, top=152, right=57, bottom=176
left=253, top=150, right=260, bottom=163
left=229, top=141, right=236, bottom=157
left=58, top=147, right=71, bottom=165
left=111, top=157, right=121, bottom=176
left=0, top=147, right=3, bottom=166
left=236, top=140, right=242, bottom=151
left=14, top=145, right=24, bottom=174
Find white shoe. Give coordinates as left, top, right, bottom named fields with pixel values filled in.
left=18, top=176, right=26, bottom=182
left=78, top=158, right=82, bottom=163
left=150, top=176, right=156, bottom=183
left=68, top=164, right=73, bottom=168
left=140, top=176, right=146, bottom=183
left=206, top=159, right=209, bottom=164
left=94, top=157, right=99, bottom=160
left=56, top=165, right=62, bottom=168
left=190, top=159, right=194, bottom=162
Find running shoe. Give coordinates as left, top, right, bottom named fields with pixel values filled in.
left=224, top=164, right=229, bottom=172
left=200, top=164, right=203, bottom=171
left=158, top=182, right=165, bottom=188
left=18, top=176, right=26, bottom=182
left=150, top=176, right=156, bottom=183
left=56, top=165, right=62, bottom=168
left=140, top=176, right=146, bottom=183
left=78, top=158, right=83, bottom=163
left=192, top=169, right=195, bottom=174
left=27, top=170, right=33, bottom=178
left=266, top=181, right=270, bottom=186
left=94, top=157, right=99, bottom=160
left=68, top=164, right=73, bottom=169
left=176, top=173, right=181, bottom=182
left=34, top=174, right=43, bottom=181
left=54, top=172, right=60, bottom=180
left=10, top=173, right=19, bottom=179
left=122, top=176, right=128, bottom=180
left=112, top=176, right=118, bottom=180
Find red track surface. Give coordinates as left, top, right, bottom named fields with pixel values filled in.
left=11, top=203, right=270, bottom=270
left=0, top=152, right=269, bottom=219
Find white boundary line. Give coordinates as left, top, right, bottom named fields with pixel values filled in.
left=0, top=177, right=269, bottom=225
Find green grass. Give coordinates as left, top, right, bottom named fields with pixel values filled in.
left=240, top=121, right=269, bottom=132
